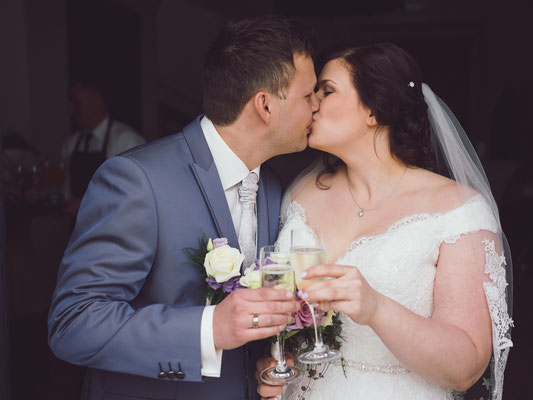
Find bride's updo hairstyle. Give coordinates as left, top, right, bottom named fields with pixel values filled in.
left=316, top=43, right=435, bottom=188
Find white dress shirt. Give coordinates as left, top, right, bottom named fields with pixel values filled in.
left=199, top=116, right=260, bottom=377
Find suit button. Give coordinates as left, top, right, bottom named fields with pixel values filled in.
left=158, top=363, right=167, bottom=378
left=176, top=362, right=185, bottom=379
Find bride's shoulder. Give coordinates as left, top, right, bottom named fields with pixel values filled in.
left=409, top=168, right=478, bottom=211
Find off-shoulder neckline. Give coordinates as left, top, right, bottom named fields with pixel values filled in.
left=290, top=194, right=487, bottom=256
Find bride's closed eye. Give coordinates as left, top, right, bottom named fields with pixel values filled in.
left=317, top=85, right=334, bottom=98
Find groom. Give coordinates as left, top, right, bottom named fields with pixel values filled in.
left=48, top=16, right=318, bottom=400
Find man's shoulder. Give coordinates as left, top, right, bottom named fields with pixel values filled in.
left=119, top=133, right=187, bottom=159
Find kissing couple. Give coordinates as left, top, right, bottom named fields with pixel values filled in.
left=48, top=15, right=512, bottom=400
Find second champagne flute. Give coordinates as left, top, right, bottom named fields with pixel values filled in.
left=259, top=245, right=301, bottom=385
left=290, top=225, right=342, bottom=364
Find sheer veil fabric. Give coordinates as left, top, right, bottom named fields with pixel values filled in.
left=283, top=84, right=513, bottom=400
left=422, top=83, right=513, bottom=400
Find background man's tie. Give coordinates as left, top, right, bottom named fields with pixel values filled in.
left=238, top=171, right=259, bottom=269
left=83, top=130, right=93, bottom=152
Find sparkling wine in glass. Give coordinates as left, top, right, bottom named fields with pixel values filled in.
left=259, top=245, right=301, bottom=385
left=290, top=226, right=342, bottom=364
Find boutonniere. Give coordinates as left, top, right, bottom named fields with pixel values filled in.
left=183, top=235, right=260, bottom=304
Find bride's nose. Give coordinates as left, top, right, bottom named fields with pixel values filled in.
left=311, top=92, right=320, bottom=113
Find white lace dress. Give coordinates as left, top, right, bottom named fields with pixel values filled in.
left=277, top=194, right=512, bottom=400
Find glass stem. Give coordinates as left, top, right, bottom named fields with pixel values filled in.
left=309, top=304, right=324, bottom=350
left=275, top=332, right=288, bottom=372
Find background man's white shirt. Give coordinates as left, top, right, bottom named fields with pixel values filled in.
left=61, top=116, right=145, bottom=199
left=61, top=116, right=145, bottom=159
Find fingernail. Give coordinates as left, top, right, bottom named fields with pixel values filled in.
left=286, top=291, right=293, bottom=298
left=311, top=302, right=319, bottom=307
left=297, top=290, right=303, bottom=297
left=300, top=271, right=307, bottom=278
left=301, top=292, right=308, bottom=299
left=283, top=384, right=288, bottom=391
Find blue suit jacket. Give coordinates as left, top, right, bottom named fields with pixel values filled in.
left=48, top=116, right=282, bottom=400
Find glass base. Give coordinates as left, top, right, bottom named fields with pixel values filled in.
left=260, top=365, right=301, bottom=385
left=298, top=345, right=342, bottom=365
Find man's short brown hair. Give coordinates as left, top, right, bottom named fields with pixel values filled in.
left=202, top=15, right=315, bottom=126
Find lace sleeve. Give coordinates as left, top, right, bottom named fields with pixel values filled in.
left=279, top=190, right=293, bottom=231
left=439, top=197, right=513, bottom=400
left=482, top=239, right=513, bottom=400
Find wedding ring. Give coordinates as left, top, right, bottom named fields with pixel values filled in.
left=252, top=315, right=260, bottom=328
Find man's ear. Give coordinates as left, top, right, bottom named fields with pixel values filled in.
left=253, top=91, right=272, bottom=124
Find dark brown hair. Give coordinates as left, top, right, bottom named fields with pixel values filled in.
left=316, top=43, right=435, bottom=187
left=202, top=15, right=315, bottom=126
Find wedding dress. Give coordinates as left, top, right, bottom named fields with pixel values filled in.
left=277, top=193, right=512, bottom=400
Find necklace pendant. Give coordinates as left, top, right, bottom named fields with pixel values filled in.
left=358, top=210, right=364, bottom=217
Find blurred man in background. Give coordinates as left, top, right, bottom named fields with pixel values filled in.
left=61, top=81, right=145, bottom=214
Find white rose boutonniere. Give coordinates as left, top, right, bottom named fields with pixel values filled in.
left=184, top=235, right=252, bottom=305
left=204, top=244, right=244, bottom=283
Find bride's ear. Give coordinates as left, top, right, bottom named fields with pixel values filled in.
left=253, top=91, right=273, bottom=124
left=366, top=110, right=378, bottom=127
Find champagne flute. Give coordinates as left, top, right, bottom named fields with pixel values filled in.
left=290, top=226, right=342, bottom=364
left=259, top=245, right=301, bottom=385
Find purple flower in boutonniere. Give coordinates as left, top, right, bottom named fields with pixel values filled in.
left=212, top=237, right=228, bottom=248
left=206, top=275, right=245, bottom=293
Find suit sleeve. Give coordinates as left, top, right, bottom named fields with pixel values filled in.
left=48, top=155, right=204, bottom=382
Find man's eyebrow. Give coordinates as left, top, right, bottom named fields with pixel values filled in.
left=307, top=80, right=317, bottom=93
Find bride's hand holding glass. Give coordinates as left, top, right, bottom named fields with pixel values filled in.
left=299, top=263, right=381, bottom=326
left=291, top=226, right=341, bottom=364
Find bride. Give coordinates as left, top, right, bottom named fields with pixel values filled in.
left=257, top=43, right=512, bottom=400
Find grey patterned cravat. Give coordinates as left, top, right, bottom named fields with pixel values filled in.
left=238, top=171, right=259, bottom=269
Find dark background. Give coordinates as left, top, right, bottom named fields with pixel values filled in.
left=1, top=0, right=531, bottom=398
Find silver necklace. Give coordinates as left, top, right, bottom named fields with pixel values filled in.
left=346, top=166, right=407, bottom=217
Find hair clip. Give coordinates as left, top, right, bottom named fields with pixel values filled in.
left=408, top=81, right=415, bottom=87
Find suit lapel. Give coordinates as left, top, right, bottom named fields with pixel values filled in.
left=183, top=117, right=279, bottom=258
left=183, top=117, right=239, bottom=248
left=190, top=163, right=239, bottom=248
